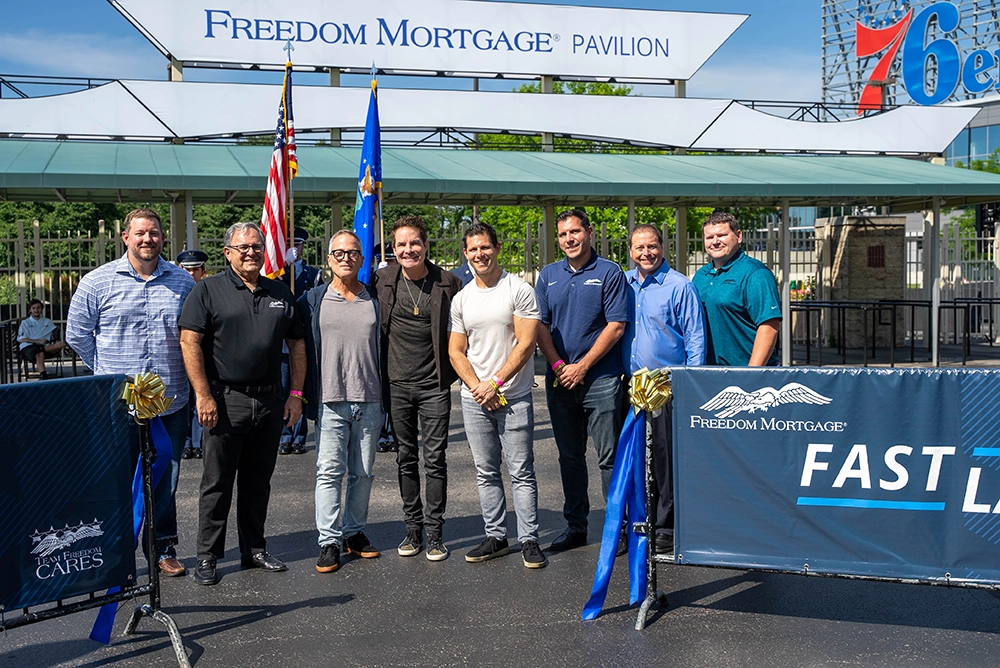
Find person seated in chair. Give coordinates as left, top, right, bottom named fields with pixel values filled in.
left=18, top=299, right=66, bottom=379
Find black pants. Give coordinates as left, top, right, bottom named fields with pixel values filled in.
left=650, top=400, right=674, bottom=537
left=197, top=386, right=284, bottom=561
left=390, top=383, right=450, bottom=539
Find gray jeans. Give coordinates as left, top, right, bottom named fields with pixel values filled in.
left=460, top=394, right=539, bottom=543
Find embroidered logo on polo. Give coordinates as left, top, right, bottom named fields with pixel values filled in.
left=584, top=279, right=602, bottom=286
left=268, top=300, right=286, bottom=308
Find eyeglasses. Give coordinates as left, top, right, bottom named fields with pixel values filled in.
left=328, top=249, right=362, bottom=261
left=226, top=243, right=264, bottom=254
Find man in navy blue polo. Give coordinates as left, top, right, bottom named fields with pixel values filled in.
left=692, top=211, right=781, bottom=367
left=536, top=209, right=628, bottom=553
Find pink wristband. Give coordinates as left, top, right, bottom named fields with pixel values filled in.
left=289, top=390, right=304, bottom=398
left=491, top=375, right=504, bottom=388
left=552, top=360, right=566, bottom=371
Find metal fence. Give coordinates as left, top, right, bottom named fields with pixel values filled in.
left=5, top=217, right=999, bottom=359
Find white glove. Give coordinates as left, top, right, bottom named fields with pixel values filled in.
left=284, top=246, right=300, bottom=264
left=378, top=261, right=388, bottom=269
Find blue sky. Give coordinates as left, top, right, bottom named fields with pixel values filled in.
left=0, top=1, right=820, bottom=100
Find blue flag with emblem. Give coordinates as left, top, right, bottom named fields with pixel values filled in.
left=354, top=74, right=381, bottom=284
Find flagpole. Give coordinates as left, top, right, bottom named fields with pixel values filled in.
left=283, top=43, right=296, bottom=294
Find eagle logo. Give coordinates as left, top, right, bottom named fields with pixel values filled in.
left=699, top=383, right=832, bottom=419
left=30, top=521, right=105, bottom=558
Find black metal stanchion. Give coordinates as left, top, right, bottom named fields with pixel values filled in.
left=635, top=411, right=668, bottom=630
left=122, top=419, right=191, bottom=668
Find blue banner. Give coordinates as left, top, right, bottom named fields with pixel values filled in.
left=672, top=367, right=1000, bottom=584
left=0, top=376, right=136, bottom=610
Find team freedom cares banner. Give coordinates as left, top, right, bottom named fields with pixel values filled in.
left=109, top=0, right=746, bottom=81
left=672, top=367, right=1000, bottom=585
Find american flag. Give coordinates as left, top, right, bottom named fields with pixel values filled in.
left=260, top=62, right=297, bottom=279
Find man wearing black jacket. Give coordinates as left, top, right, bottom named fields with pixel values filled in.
left=373, top=216, right=463, bottom=561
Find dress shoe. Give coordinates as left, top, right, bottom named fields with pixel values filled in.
left=655, top=533, right=674, bottom=555
left=241, top=551, right=287, bottom=572
left=158, top=557, right=186, bottom=577
left=192, top=559, right=218, bottom=586
left=547, top=528, right=587, bottom=552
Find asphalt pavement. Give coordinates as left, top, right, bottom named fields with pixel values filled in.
left=4, top=379, right=1000, bottom=667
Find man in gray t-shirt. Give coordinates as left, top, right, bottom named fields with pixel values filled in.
left=300, top=230, right=384, bottom=574
left=448, top=222, right=547, bottom=569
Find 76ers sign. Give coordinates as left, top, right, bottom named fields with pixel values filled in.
left=857, top=1, right=998, bottom=112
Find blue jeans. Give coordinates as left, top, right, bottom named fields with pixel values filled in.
left=461, top=394, right=539, bottom=543
left=546, top=374, right=623, bottom=534
left=155, top=407, right=188, bottom=560
left=315, top=401, right=382, bottom=547
left=280, top=352, right=307, bottom=446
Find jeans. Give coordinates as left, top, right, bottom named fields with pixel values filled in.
left=546, top=374, right=623, bottom=534
left=315, top=401, right=382, bottom=547
left=391, top=383, right=450, bottom=539
left=196, top=386, right=284, bottom=561
left=154, top=408, right=188, bottom=560
left=280, top=352, right=307, bottom=446
left=184, top=388, right=203, bottom=452
left=461, top=394, right=539, bottom=543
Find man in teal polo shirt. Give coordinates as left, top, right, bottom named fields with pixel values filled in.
left=692, top=211, right=781, bottom=366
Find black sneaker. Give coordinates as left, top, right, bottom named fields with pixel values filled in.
left=278, top=443, right=292, bottom=455
left=397, top=529, right=423, bottom=557
left=193, top=448, right=203, bottom=459
left=291, top=442, right=307, bottom=455
left=425, top=537, right=449, bottom=562
left=182, top=447, right=195, bottom=460
left=465, top=536, right=509, bottom=563
left=344, top=531, right=380, bottom=558
left=521, top=540, right=547, bottom=569
left=316, top=544, right=340, bottom=573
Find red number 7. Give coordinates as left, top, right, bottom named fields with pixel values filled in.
left=855, top=10, right=913, bottom=114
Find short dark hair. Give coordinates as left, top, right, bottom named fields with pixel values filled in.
left=556, top=208, right=590, bottom=228
left=28, top=298, right=43, bottom=308
left=391, top=215, right=428, bottom=244
left=629, top=224, right=662, bottom=246
left=703, top=211, right=741, bottom=233
left=462, top=222, right=499, bottom=250
left=124, top=208, right=162, bottom=234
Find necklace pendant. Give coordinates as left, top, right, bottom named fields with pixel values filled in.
left=413, top=306, right=419, bottom=315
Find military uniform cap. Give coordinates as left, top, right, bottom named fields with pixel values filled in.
left=176, top=249, right=209, bottom=268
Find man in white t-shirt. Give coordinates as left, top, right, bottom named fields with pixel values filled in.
left=448, top=222, right=547, bottom=569
left=18, top=299, right=66, bottom=379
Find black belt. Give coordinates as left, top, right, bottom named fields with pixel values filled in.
left=213, top=382, right=277, bottom=395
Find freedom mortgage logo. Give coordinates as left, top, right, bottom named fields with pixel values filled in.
left=690, top=382, right=846, bottom=432
left=30, top=520, right=106, bottom=580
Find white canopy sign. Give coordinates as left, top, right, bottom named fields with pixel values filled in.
left=109, top=0, right=747, bottom=80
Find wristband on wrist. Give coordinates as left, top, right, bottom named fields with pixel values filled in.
left=491, top=375, right=504, bottom=388
left=552, top=359, right=566, bottom=372
left=289, top=390, right=304, bottom=400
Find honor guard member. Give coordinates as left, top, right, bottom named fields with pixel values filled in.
left=535, top=209, right=628, bottom=553
left=176, top=249, right=209, bottom=460
left=448, top=222, right=547, bottom=569
left=622, top=224, right=706, bottom=554
left=279, top=227, right=321, bottom=455
left=179, top=222, right=306, bottom=586
left=67, top=208, right=195, bottom=578
left=692, top=211, right=781, bottom=367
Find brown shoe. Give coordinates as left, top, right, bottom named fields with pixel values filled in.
left=158, top=557, right=186, bottom=577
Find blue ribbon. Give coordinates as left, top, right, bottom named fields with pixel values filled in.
left=582, top=408, right=648, bottom=620
left=90, top=416, right=171, bottom=643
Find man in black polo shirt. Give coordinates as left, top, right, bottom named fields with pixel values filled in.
left=179, top=222, right=306, bottom=586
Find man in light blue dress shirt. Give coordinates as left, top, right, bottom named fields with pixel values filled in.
left=621, top=224, right=706, bottom=555
left=67, top=208, right=195, bottom=577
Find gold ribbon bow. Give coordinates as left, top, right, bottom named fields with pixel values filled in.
left=122, top=373, right=174, bottom=421
left=628, top=367, right=672, bottom=413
